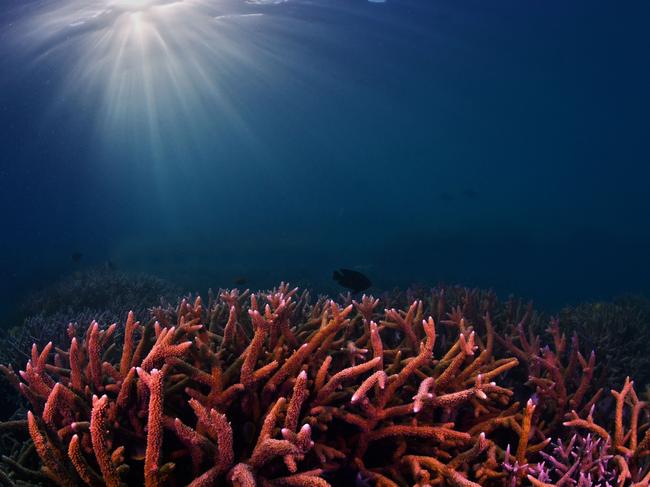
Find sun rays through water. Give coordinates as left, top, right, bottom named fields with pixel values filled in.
left=5, top=0, right=397, bottom=230
left=14, top=0, right=309, bottom=166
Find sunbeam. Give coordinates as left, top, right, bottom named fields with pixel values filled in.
left=13, top=0, right=301, bottom=161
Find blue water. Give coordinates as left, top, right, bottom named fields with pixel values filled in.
left=1, top=0, right=649, bottom=322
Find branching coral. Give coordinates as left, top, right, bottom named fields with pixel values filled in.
left=0, top=270, right=181, bottom=422
left=19, top=269, right=181, bottom=320
left=0, top=285, right=649, bottom=486
left=526, top=377, right=650, bottom=486
left=559, top=296, right=650, bottom=390
left=501, top=316, right=603, bottom=433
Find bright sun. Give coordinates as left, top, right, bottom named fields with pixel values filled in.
left=110, top=0, right=178, bottom=12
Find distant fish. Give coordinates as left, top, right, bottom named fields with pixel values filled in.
left=233, top=276, right=248, bottom=286
left=333, top=269, right=372, bottom=293
left=71, top=252, right=83, bottom=263
left=463, top=188, right=478, bottom=199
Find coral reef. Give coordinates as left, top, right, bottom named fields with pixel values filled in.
left=0, top=285, right=648, bottom=486
left=527, top=432, right=617, bottom=485
left=18, top=268, right=181, bottom=320
left=4, top=269, right=181, bottom=368
left=0, top=270, right=181, bottom=421
left=559, top=296, right=650, bottom=390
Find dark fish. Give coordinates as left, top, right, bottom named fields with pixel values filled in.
left=333, top=268, right=372, bottom=293
left=71, top=252, right=83, bottom=263
left=463, top=188, right=478, bottom=199
left=233, top=276, right=247, bottom=286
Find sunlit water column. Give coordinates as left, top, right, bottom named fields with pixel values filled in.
left=12, top=0, right=332, bottom=219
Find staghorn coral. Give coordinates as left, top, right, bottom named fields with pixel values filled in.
left=525, top=377, right=650, bottom=487
left=0, top=269, right=181, bottom=383
left=490, top=307, right=650, bottom=486
left=500, top=315, right=605, bottom=434
left=0, top=270, right=181, bottom=421
left=0, top=285, right=515, bottom=486
left=559, top=296, right=650, bottom=390
left=527, top=433, right=617, bottom=486
left=0, top=284, right=649, bottom=486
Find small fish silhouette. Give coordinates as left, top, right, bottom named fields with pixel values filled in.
left=333, top=269, right=372, bottom=293
left=233, top=277, right=247, bottom=286
left=71, top=252, right=83, bottom=263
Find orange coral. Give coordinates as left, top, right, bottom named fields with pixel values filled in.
left=1, top=285, right=649, bottom=486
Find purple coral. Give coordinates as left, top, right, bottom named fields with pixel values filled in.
left=528, top=433, right=616, bottom=486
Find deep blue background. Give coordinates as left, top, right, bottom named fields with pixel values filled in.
left=1, top=0, right=649, bottom=324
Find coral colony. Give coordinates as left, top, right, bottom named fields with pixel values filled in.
left=0, top=285, right=649, bottom=486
